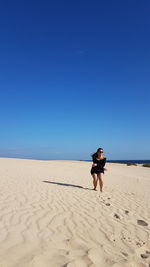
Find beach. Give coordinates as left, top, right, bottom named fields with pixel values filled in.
left=0, top=158, right=150, bottom=267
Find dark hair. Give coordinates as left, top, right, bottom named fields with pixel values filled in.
left=91, top=148, right=103, bottom=161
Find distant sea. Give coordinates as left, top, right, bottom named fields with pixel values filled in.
left=81, top=160, right=150, bottom=164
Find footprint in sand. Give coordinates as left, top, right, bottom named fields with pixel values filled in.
left=114, top=213, right=120, bottom=219
left=136, top=242, right=143, bottom=247
left=137, top=220, right=148, bottom=226
left=140, top=253, right=149, bottom=259
left=124, top=210, right=129, bottom=214
left=105, top=203, right=111, bottom=206
left=122, top=252, right=128, bottom=257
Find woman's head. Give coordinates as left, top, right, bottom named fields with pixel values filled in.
left=97, top=148, right=103, bottom=155
left=91, top=147, right=104, bottom=160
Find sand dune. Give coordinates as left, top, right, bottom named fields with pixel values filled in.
left=0, top=158, right=150, bottom=267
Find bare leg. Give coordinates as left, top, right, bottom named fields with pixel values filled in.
left=97, top=173, right=104, bottom=192
left=92, top=173, right=97, bottom=190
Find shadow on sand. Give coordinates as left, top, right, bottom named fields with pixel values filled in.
left=43, top=180, right=93, bottom=190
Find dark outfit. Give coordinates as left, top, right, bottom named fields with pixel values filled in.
left=90, top=157, right=106, bottom=174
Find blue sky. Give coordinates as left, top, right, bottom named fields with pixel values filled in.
left=0, top=0, right=150, bottom=160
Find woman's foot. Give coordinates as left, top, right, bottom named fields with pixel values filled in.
left=93, top=188, right=97, bottom=191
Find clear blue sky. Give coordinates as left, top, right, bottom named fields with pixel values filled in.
left=0, top=0, right=150, bottom=160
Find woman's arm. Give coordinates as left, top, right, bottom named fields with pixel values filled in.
left=92, top=158, right=97, bottom=167
left=92, top=163, right=97, bottom=167
left=102, top=158, right=107, bottom=170
left=102, top=157, right=106, bottom=167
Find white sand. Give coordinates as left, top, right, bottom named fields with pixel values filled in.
left=0, top=158, right=150, bottom=267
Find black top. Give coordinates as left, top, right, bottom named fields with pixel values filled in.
left=91, top=157, right=106, bottom=174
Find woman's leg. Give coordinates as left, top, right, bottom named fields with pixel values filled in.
left=97, top=173, right=104, bottom=192
left=92, top=173, right=97, bottom=190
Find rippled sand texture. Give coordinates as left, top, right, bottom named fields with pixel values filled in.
left=0, top=158, right=150, bottom=267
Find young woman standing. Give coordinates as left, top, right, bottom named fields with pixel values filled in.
left=90, top=148, right=107, bottom=192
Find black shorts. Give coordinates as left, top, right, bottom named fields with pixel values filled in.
left=90, top=167, right=104, bottom=175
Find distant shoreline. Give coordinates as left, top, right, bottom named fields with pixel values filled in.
left=80, top=160, right=150, bottom=164
left=0, top=157, right=150, bottom=164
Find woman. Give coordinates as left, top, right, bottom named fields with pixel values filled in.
left=90, top=148, right=107, bottom=192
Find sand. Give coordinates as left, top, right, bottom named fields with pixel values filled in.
left=0, top=158, right=150, bottom=267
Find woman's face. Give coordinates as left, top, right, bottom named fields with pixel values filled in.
left=98, top=149, right=103, bottom=155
